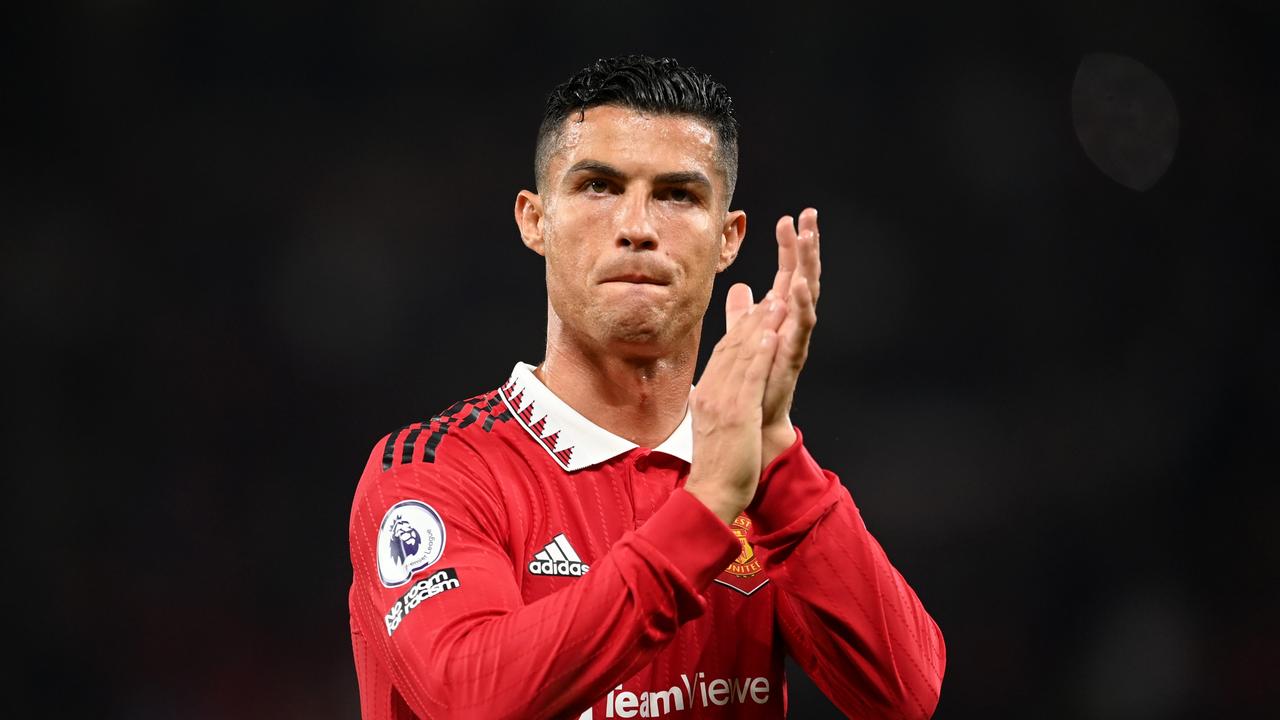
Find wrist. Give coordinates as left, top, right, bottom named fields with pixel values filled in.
left=683, top=483, right=747, bottom=525
left=761, top=420, right=797, bottom=468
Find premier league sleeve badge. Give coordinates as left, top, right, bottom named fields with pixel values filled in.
left=376, top=500, right=447, bottom=588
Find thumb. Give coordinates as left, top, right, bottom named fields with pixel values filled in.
left=725, top=283, right=753, bottom=331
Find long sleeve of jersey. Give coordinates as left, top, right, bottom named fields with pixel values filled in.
left=748, top=428, right=946, bottom=719
left=348, top=437, right=742, bottom=720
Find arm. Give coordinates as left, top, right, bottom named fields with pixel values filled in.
left=349, top=448, right=740, bottom=720
left=750, top=429, right=945, bottom=720
left=726, top=209, right=944, bottom=717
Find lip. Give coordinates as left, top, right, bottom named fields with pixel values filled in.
left=600, top=274, right=667, bottom=285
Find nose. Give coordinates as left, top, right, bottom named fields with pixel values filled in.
left=615, top=190, right=659, bottom=251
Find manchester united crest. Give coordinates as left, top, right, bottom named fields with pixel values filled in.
left=725, top=514, right=762, bottom=577
left=714, top=514, right=769, bottom=595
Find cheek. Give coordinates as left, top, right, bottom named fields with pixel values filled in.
left=542, top=224, right=594, bottom=304
left=685, top=227, right=724, bottom=276
left=655, top=202, right=713, bottom=233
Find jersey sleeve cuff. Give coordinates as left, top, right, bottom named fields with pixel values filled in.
left=635, top=488, right=742, bottom=591
left=748, top=426, right=838, bottom=537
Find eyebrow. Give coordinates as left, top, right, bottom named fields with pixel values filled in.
left=654, top=170, right=712, bottom=189
left=563, top=160, right=712, bottom=190
left=564, top=160, right=625, bottom=180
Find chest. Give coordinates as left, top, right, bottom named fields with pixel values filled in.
left=501, top=449, right=773, bottom=605
left=504, top=450, right=674, bottom=588
left=500, top=450, right=784, bottom=713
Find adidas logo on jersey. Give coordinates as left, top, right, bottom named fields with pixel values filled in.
left=529, top=533, right=590, bottom=577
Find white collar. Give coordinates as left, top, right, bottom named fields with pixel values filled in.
left=499, top=362, right=693, bottom=472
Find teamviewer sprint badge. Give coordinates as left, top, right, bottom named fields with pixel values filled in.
left=376, top=500, right=447, bottom=587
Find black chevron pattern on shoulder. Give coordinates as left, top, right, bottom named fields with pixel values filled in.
left=381, top=391, right=512, bottom=470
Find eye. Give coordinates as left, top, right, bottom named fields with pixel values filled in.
left=586, top=179, right=610, bottom=194
left=662, top=187, right=697, bottom=204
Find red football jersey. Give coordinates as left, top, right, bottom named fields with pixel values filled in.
left=348, top=363, right=945, bottom=719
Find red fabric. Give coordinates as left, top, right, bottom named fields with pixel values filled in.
left=751, top=429, right=948, bottom=718
left=349, top=388, right=945, bottom=719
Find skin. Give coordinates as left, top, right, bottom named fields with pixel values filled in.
left=514, top=105, right=822, bottom=524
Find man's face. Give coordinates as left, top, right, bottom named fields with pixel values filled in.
left=518, top=105, right=743, bottom=358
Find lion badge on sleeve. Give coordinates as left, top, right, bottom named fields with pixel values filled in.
left=376, top=500, right=447, bottom=588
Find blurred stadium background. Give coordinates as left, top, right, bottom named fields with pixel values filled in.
left=4, top=1, right=1276, bottom=717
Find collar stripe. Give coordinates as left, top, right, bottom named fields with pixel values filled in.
left=499, top=363, right=692, bottom=472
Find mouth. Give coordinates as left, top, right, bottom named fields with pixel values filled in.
left=600, top=273, right=667, bottom=285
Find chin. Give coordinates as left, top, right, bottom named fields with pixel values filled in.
left=593, top=307, right=671, bottom=349
left=605, top=316, right=666, bottom=345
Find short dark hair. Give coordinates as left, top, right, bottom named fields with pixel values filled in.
left=535, top=55, right=740, bottom=204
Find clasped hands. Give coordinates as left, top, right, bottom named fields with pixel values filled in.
left=686, top=208, right=822, bottom=524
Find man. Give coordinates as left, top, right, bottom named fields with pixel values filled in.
left=348, top=55, right=945, bottom=719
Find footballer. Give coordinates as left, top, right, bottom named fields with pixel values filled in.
left=348, top=55, right=945, bottom=719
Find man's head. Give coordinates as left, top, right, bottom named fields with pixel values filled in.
left=515, top=56, right=747, bottom=360
left=535, top=55, right=739, bottom=204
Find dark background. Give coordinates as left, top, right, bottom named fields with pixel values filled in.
left=6, top=1, right=1277, bottom=718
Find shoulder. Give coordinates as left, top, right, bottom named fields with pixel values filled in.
left=351, top=387, right=520, bottom=542
left=371, top=387, right=516, bottom=475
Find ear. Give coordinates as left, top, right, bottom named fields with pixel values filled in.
left=514, top=190, right=546, bottom=256
left=716, top=209, right=747, bottom=272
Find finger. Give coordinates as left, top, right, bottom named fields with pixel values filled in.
left=722, top=290, right=775, bottom=354
left=763, top=278, right=812, bottom=384
left=702, top=298, right=773, bottom=394
left=706, top=300, right=758, bottom=374
left=724, top=283, right=753, bottom=332
left=797, top=207, right=819, bottom=243
left=710, top=301, right=756, bottom=363
left=790, top=272, right=817, bottom=330
left=760, top=291, right=789, bottom=336
left=796, top=209, right=821, bottom=303
left=734, top=295, right=781, bottom=362
left=772, top=215, right=798, bottom=299
left=742, top=329, right=778, bottom=403
left=781, top=273, right=816, bottom=363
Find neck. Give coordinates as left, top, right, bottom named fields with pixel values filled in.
left=536, top=315, right=698, bottom=450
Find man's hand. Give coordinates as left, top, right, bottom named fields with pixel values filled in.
left=685, top=294, right=788, bottom=524
left=725, top=208, right=822, bottom=467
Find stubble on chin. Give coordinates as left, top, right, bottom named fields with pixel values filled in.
left=588, top=301, right=667, bottom=346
